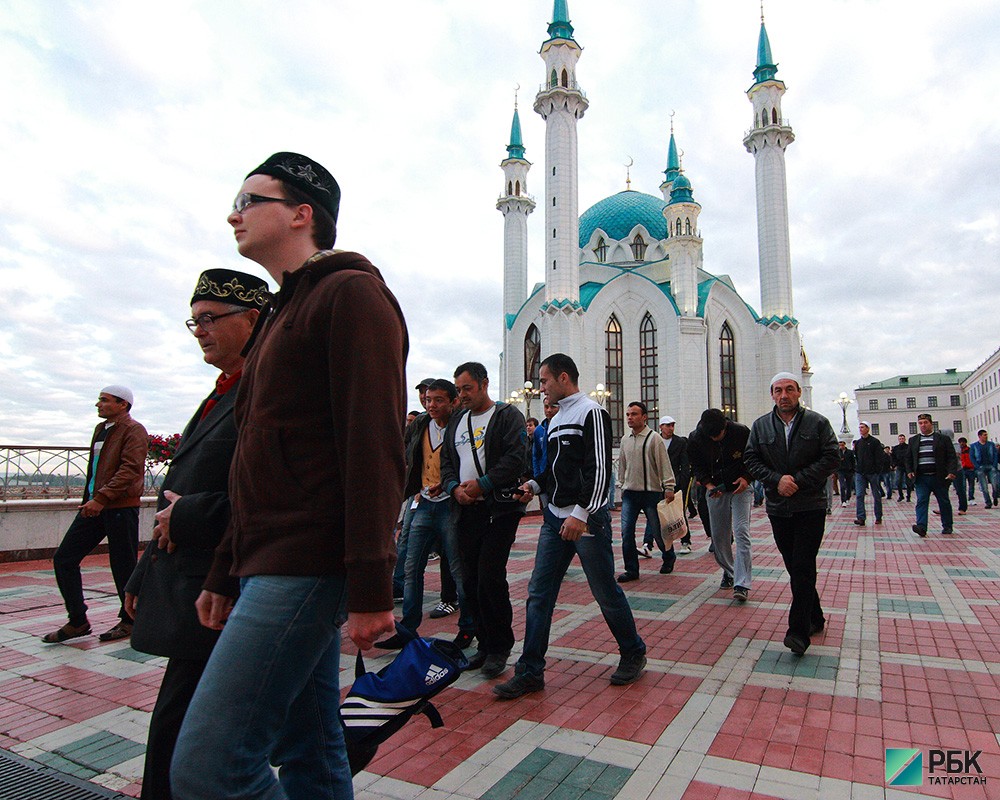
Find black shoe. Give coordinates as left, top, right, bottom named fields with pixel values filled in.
left=375, top=633, right=407, bottom=650
left=720, top=574, right=734, bottom=589
left=874, top=518, right=882, bottom=525
left=481, top=653, right=510, bottom=679
left=453, top=630, right=476, bottom=649
left=783, top=634, right=808, bottom=656
left=659, top=563, right=674, bottom=574
left=853, top=518, right=865, bottom=526
left=912, top=524, right=927, bottom=537
left=465, top=650, right=488, bottom=670
left=733, top=586, right=749, bottom=602
left=493, top=671, right=544, bottom=699
left=942, top=528, right=954, bottom=535
left=810, top=620, right=825, bottom=635
left=609, top=652, right=647, bottom=685
left=617, top=572, right=639, bottom=583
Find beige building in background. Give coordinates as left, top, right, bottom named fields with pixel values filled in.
left=963, top=346, right=1000, bottom=441
left=854, top=369, right=971, bottom=440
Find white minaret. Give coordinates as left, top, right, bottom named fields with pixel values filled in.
left=497, top=103, right=535, bottom=320
left=533, top=0, right=587, bottom=306
left=743, top=16, right=795, bottom=323
left=661, top=123, right=701, bottom=317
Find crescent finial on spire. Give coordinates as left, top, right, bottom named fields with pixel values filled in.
left=625, top=156, right=633, bottom=191
left=514, top=83, right=520, bottom=109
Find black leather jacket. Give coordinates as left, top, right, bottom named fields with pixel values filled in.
left=744, top=407, right=839, bottom=517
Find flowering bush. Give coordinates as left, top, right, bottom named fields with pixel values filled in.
left=147, top=433, right=182, bottom=465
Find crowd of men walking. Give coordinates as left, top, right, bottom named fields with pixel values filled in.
left=35, top=149, right=998, bottom=799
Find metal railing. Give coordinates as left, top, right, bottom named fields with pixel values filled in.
left=1, top=445, right=168, bottom=501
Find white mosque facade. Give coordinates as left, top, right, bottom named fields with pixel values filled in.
left=498, top=1, right=812, bottom=441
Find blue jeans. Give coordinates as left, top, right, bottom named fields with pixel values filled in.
left=171, top=576, right=351, bottom=800
left=975, top=466, right=999, bottom=506
left=392, top=498, right=417, bottom=597
left=914, top=474, right=954, bottom=531
left=621, top=489, right=674, bottom=575
left=518, top=506, right=645, bottom=677
left=854, top=473, right=883, bottom=521
left=961, top=468, right=976, bottom=500
left=403, top=499, right=472, bottom=634
left=706, top=489, right=753, bottom=588
left=894, top=466, right=912, bottom=500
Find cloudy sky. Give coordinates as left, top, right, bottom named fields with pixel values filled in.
left=1, top=0, right=998, bottom=445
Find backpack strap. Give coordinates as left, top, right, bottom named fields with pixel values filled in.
left=421, top=702, right=444, bottom=729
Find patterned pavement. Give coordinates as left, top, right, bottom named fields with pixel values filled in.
left=1, top=494, right=998, bottom=799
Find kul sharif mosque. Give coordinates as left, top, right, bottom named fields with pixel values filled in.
left=497, top=1, right=811, bottom=440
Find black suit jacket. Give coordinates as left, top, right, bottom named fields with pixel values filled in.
left=905, top=432, right=959, bottom=482
left=126, top=383, right=240, bottom=660
left=665, top=435, right=691, bottom=495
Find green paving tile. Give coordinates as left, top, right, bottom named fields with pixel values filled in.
left=537, top=753, right=585, bottom=783
left=752, top=567, right=786, bottom=578
left=754, top=650, right=839, bottom=680
left=591, top=765, right=632, bottom=795
left=818, top=549, right=856, bottom=558
left=56, top=730, right=146, bottom=772
left=627, top=596, right=675, bottom=613
left=548, top=783, right=588, bottom=800
left=564, top=758, right=609, bottom=788
left=495, top=747, right=636, bottom=799
left=509, top=550, right=535, bottom=559
left=944, top=567, right=1000, bottom=579
left=0, top=587, right=33, bottom=598
left=110, top=647, right=160, bottom=663
left=34, top=751, right=98, bottom=779
left=878, top=598, right=943, bottom=616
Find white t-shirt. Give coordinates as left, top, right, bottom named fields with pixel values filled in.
left=455, top=405, right=497, bottom=484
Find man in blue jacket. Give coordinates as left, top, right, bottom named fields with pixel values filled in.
left=744, top=372, right=839, bottom=656
left=969, top=429, right=999, bottom=509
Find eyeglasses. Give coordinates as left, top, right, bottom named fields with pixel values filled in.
left=185, top=310, right=246, bottom=332
left=231, top=193, right=297, bottom=214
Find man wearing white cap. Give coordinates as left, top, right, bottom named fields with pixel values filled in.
left=43, top=386, right=148, bottom=643
left=744, top=372, right=839, bottom=655
left=658, top=415, right=693, bottom=554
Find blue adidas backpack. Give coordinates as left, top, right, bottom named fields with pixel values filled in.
left=340, top=625, right=468, bottom=774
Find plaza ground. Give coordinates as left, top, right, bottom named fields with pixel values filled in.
left=1, top=494, right=998, bottom=799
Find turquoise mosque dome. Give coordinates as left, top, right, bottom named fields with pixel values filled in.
left=578, top=191, right=668, bottom=248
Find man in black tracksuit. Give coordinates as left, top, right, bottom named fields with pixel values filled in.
left=891, top=434, right=912, bottom=501
left=852, top=422, right=886, bottom=526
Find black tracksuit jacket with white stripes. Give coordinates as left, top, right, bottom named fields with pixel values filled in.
left=535, top=391, right=612, bottom=520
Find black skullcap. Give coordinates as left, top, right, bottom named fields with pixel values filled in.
left=699, top=408, right=728, bottom=438
left=191, top=269, right=270, bottom=309
left=247, top=152, right=340, bottom=222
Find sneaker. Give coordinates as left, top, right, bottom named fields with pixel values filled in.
left=942, top=528, right=954, bottom=535
left=841, top=502, right=848, bottom=507
left=617, top=572, right=639, bottom=583
left=427, top=552, right=440, bottom=562
left=677, top=542, right=691, bottom=554
left=393, top=594, right=404, bottom=606
left=969, top=500, right=977, bottom=506
left=783, top=634, right=808, bottom=656
left=733, top=586, right=749, bottom=602
left=912, top=524, right=927, bottom=537
left=637, top=544, right=653, bottom=559
left=853, top=518, right=865, bottom=526
left=465, top=650, right=488, bottom=670
left=609, top=652, right=647, bottom=685
left=97, top=621, right=132, bottom=642
left=493, top=671, right=544, bottom=699
left=453, top=630, right=476, bottom=649
left=481, top=653, right=510, bottom=679
left=874, top=519, right=882, bottom=525
left=659, top=563, right=673, bottom=574
left=720, top=573, right=734, bottom=589
left=429, top=601, right=458, bottom=619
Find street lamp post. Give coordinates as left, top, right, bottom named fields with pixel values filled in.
left=522, top=381, right=541, bottom=418
left=589, top=382, right=611, bottom=408
left=834, top=392, right=853, bottom=437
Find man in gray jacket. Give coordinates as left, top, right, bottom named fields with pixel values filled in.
left=744, top=372, right=839, bottom=656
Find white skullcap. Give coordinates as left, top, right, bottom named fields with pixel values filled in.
left=659, top=416, right=675, bottom=425
left=769, top=371, right=800, bottom=388
left=101, top=385, right=134, bottom=406
left=859, top=420, right=871, bottom=429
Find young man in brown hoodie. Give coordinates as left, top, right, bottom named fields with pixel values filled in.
left=171, top=153, right=408, bottom=800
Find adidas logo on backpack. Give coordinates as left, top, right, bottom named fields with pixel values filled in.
left=425, top=664, right=449, bottom=686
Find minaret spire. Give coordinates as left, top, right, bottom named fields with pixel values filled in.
left=744, top=11, right=796, bottom=324
left=659, top=111, right=682, bottom=200
left=498, top=95, right=535, bottom=321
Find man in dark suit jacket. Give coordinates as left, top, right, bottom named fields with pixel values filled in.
left=905, top=413, right=959, bottom=537
left=659, top=415, right=693, bottom=553
left=124, top=269, right=268, bottom=800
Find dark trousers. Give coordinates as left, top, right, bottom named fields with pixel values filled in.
left=838, top=471, right=853, bottom=502
left=696, top=485, right=712, bottom=538
left=439, top=549, right=458, bottom=605
left=53, top=508, right=139, bottom=624
left=456, top=504, right=519, bottom=656
left=894, top=466, right=913, bottom=500
left=770, top=510, right=826, bottom=642
left=142, top=657, right=207, bottom=799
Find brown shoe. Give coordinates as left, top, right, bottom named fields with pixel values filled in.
left=42, top=621, right=91, bottom=643
left=98, top=622, right=133, bottom=642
